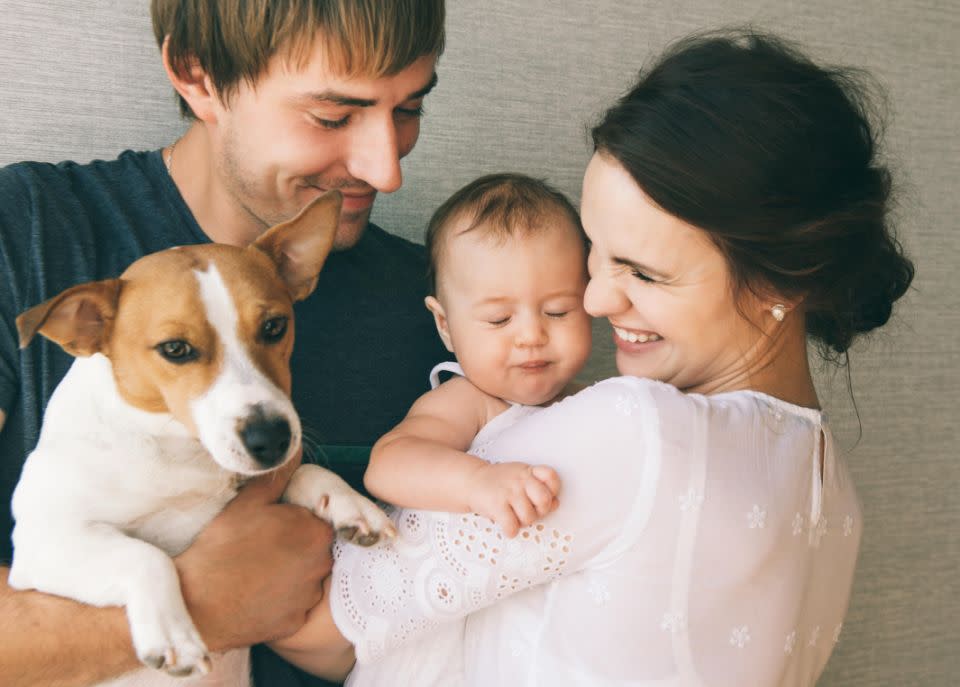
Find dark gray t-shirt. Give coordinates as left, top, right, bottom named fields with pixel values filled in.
left=0, top=149, right=447, bottom=686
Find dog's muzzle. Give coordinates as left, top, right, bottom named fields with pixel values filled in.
left=238, top=405, right=292, bottom=468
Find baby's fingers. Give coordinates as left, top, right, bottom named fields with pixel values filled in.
left=531, top=465, right=561, bottom=497
left=510, top=493, right=539, bottom=530
left=524, top=478, right=556, bottom=517
left=493, top=504, right=521, bottom=539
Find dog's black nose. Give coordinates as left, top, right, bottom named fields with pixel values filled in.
left=240, top=413, right=291, bottom=467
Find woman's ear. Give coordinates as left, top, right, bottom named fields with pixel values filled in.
left=161, top=36, right=220, bottom=123
left=424, top=296, right=455, bottom=353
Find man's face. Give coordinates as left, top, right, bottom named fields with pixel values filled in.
left=209, top=45, right=437, bottom=250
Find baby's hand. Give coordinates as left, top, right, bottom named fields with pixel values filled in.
left=467, top=462, right=561, bottom=538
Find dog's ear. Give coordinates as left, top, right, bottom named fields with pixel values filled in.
left=252, top=191, right=341, bottom=302
left=16, top=279, right=123, bottom=357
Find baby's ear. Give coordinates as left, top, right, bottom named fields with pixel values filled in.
left=424, top=296, right=454, bottom=353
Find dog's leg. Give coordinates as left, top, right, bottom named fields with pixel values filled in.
left=283, top=465, right=397, bottom=546
left=10, top=524, right=211, bottom=678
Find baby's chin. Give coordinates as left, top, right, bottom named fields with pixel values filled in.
left=500, top=382, right=569, bottom=408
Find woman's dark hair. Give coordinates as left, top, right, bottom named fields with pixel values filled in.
left=591, top=29, right=914, bottom=358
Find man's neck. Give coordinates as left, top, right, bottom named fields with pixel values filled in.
left=166, top=123, right=267, bottom=247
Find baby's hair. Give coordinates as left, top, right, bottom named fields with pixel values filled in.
left=426, top=173, right=585, bottom=294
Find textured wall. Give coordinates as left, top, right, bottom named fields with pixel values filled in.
left=1, top=1, right=957, bottom=684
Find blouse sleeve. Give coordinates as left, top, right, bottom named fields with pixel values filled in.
left=331, top=377, right=663, bottom=662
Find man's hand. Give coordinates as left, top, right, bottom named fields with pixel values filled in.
left=467, top=462, right=561, bottom=538
left=175, top=458, right=335, bottom=652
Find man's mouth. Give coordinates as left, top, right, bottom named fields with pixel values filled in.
left=306, top=185, right=376, bottom=212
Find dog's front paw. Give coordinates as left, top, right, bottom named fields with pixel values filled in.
left=284, top=465, right=397, bottom=546
left=129, top=601, right=211, bottom=678
left=322, top=490, right=397, bottom=547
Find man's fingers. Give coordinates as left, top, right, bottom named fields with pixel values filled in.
left=230, top=451, right=303, bottom=508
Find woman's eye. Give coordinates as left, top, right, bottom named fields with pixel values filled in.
left=260, top=316, right=289, bottom=344
left=631, top=269, right=657, bottom=283
left=312, top=114, right=350, bottom=130
left=155, top=339, right=198, bottom=364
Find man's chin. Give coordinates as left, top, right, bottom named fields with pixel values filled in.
left=331, top=211, right=371, bottom=251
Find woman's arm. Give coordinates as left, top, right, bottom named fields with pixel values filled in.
left=304, top=378, right=660, bottom=664
left=269, top=576, right=355, bottom=682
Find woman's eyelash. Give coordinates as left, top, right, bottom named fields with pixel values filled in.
left=631, top=269, right=656, bottom=283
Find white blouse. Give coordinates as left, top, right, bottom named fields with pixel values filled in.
left=331, top=376, right=862, bottom=686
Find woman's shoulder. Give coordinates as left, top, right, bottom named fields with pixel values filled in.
left=563, top=375, right=694, bottom=416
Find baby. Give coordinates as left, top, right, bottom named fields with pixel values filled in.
left=364, top=173, right=593, bottom=537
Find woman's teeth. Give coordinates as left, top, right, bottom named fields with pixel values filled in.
left=614, top=326, right=662, bottom=344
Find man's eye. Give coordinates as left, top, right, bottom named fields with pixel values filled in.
left=396, top=104, right=425, bottom=118
left=260, top=316, right=289, bottom=344
left=311, top=114, right=350, bottom=130
left=155, top=340, right=198, bottom=364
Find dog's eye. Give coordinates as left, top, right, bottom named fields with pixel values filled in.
left=155, top=340, right=198, bottom=364
left=260, top=316, right=289, bottom=344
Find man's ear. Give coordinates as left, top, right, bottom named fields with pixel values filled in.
left=16, top=279, right=122, bottom=357
left=252, top=191, right=342, bottom=302
left=160, top=36, right=220, bottom=122
left=424, top=296, right=454, bottom=353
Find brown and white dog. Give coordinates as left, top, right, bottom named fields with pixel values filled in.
left=9, top=191, right=393, bottom=686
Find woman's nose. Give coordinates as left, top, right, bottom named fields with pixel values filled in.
left=583, top=272, right=629, bottom=318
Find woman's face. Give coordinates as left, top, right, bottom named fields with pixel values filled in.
left=580, top=153, right=769, bottom=394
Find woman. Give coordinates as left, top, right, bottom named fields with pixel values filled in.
left=273, top=29, right=914, bottom=686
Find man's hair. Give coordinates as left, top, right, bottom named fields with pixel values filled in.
left=151, top=0, right=445, bottom=118
left=425, top=173, right=586, bottom=295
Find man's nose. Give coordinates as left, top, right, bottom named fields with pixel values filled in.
left=347, top=116, right=404, bottom=194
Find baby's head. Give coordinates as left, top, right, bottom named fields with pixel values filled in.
left=425, top=173, right=592, bottom=406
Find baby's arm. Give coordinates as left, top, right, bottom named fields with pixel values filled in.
left=365, top=377, right=560, bottom=537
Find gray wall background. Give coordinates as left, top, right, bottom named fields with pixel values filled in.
left=1, top=1, right=956, bottom=684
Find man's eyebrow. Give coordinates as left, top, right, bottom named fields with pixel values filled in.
left=304, top=72, right=438, bottom=108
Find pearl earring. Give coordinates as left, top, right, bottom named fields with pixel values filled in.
left=771, top=304, right=787, bottom=322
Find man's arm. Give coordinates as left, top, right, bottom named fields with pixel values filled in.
left=0, top=459, right=335, bottom=687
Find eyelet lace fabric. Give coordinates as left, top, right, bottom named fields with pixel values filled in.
left=333, top=377, right=862, bottom=686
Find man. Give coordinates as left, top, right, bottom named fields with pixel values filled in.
left=0, top=1, right=447, bottom=685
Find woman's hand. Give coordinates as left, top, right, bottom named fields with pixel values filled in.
left=269, top=575, right=356, bottom=681
left=466, top=462, right=561, bottom=537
